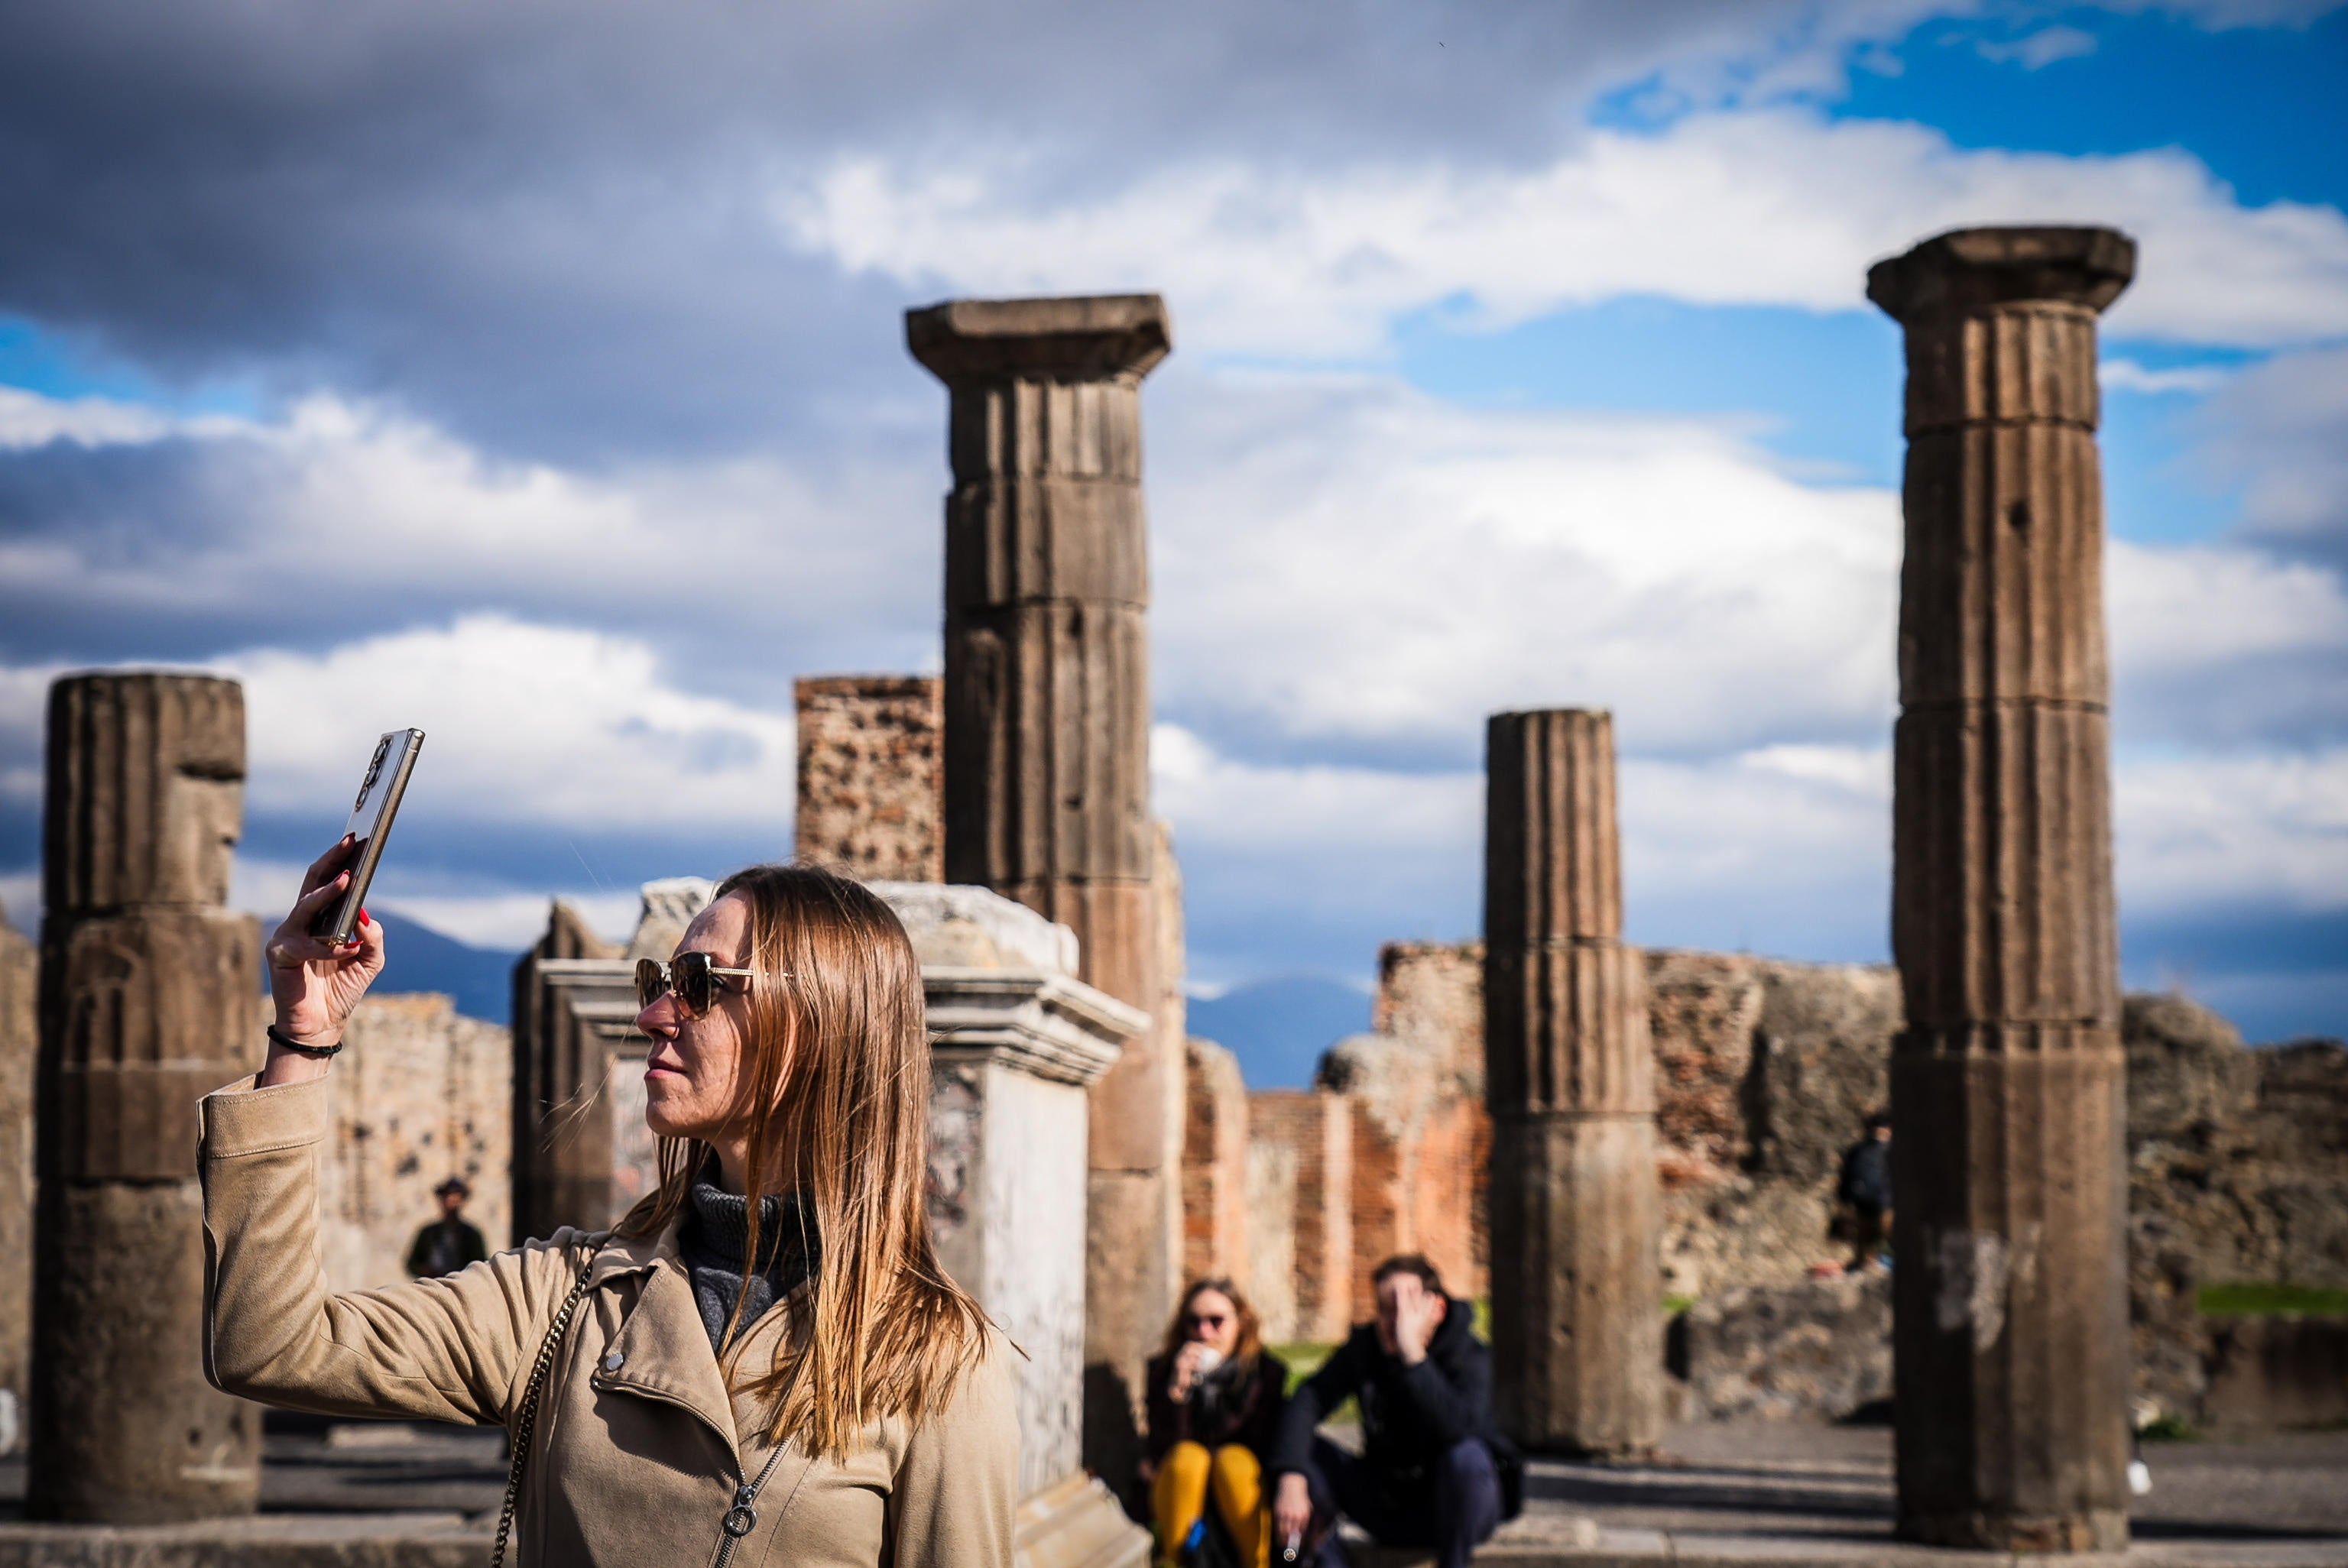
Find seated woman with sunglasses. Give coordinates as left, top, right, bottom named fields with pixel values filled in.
left=1143, top=1278, right=1288, bottom=1568
left=199, top=837, right=1014, bottom=1567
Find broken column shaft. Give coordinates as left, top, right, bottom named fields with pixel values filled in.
left=1482, top=708, right=1662, bottom=1455
left=908, top=294, right=1178, bottom=1482
left=32, top=673, right=261, bottom=1521
left=1870, top=225, right=2136, bottom=1553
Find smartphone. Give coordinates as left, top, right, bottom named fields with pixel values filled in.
left=314, top=727, right=425, bottom=945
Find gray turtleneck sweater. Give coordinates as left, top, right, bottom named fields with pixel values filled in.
left=679, top=1174, right=817, bottom=1353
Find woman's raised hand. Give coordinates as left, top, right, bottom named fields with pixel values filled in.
left=261, top=835, right=388, bottom=1077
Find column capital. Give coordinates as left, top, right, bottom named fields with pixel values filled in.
left=1867, top=226, right=2135, bottom=323
left=907, top=293, right=1172, bottom=384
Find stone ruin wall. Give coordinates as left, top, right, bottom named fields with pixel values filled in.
left=0, top=905, right=32, bottom=1452
left=317, top=994, right=513, bottom=1294
left=1244, top=1090, right=1352, bottom=1344
left=793, top=675, right=943, bottom=882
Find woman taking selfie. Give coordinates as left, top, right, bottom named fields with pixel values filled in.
left=1143, top=1278, right=1288, bottom=1568
left=200, top=841, right=1014, bottom=1567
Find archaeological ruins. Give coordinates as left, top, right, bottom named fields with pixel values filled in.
left=1, top=230, right=2345, bottom=1564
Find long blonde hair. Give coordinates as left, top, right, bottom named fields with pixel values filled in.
left=616, top=863, right=985, bottom=1457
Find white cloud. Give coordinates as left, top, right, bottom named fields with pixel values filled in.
left=222, top=615, right=799, bottom=831
left=2116, top=747, right=2348, bottom=913
left=783, top=109, right=2348, bottom=355
left=2191, top=344, right=2348, bottom=556
left=1151, top=374, right=1901, bottom=759
left=0, top=386, right=240, bottom=448
left=1977, top=24, right=2100, bottom=67
left=2100, top=358, right=2231, bottom=395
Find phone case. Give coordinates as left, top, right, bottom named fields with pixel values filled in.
left=316, top=728, right=424, bottom=945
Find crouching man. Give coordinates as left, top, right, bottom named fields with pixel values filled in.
left=1268, top=1256, right=1519, bottom=1568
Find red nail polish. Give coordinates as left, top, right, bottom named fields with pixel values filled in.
left=359, top=908, right=371, bottom=928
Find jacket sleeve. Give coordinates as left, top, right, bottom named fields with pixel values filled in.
left=1270, top=1336, right=1362, bottom=1476
left=890, top=1329, right=1018, bottom=1568
left=1244, top=1354, right=1290, bottom=1462
left=199, top=1073, right=579, bottom=1426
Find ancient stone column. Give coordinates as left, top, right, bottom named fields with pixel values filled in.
left=32, top=673, right=261, bottom=1521
left=1482, top=708, right=1662, bottom=1455
left=909, top=294, right=1176, bottom=1483
left=1869, top=225, right=2136, bottom=1553
left=0, top=903, right=33, bottom=1455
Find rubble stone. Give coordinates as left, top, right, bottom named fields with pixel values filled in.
left=794, top=676, right=944, bottom=883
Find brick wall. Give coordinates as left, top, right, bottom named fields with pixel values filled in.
left=793, top=675, right=943, bottom=882
left=1247, top=1090, right=1353, bottom=1344
left=1182, top=1037, right=1250, bottom=1285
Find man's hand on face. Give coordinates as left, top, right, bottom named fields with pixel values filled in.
left=1375, top=1273, right=1445, bottom=1366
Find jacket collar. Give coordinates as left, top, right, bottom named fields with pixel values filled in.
left=579, top=1219, right=812, bottom=1469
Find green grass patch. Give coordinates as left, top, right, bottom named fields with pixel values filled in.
left=1268, top=1342, right=1335, bottom=1393
left=2138, top=1414, right=2197, bottom=1443
left=2197, top=1281, right=2348, bottom=1317
left=1663, top=1294, right=1696, bottom=1317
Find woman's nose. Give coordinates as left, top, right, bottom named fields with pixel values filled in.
left=635, top=996, right=678, bottom=1037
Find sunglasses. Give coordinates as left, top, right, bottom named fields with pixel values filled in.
left=634, top=952, right=760, bottom=1018
left=1186, top=1312, right=1230, bottom=1331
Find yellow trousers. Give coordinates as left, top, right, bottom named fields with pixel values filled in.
left=1151, top=1441, right=1270, bottom=1568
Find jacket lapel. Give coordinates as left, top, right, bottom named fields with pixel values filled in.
left=589, top=1242, right=743, bottom=1464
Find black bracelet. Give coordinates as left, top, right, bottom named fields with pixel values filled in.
left=267, top=1023, right=344, bottom=1059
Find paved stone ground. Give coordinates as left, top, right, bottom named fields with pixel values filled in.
left=0, top=1419, right=2342, bottom=1565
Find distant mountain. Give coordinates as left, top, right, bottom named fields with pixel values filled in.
left=1186, top=975, right=1373, bottom=1090
left=366, top=912, right=524, bottom=1025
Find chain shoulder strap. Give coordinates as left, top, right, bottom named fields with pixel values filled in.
left=491, top=1246, right=598, bottom=1568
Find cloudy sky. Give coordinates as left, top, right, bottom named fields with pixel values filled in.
left=2, top=0, right=2342, bottom=1043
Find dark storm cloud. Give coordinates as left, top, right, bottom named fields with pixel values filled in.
left=0, top=0, right=1898, bottom=465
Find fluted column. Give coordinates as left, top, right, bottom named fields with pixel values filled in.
left=1870, top=225, right=2135, bottom=1553
left=1482, top=709, right=1660, bottom=1455
left=32, top=673, right=260, bottom=1521
left=909, top=294, right=1176, bottom=1489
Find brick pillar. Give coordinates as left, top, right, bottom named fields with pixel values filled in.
left=1248, top=1090, right=1354, bottom=1344
left=1870, top=225, right=2136, bottom=1553
left=32, top=674, right=261, bottom=1521
left=793, top=675, right=944, bottom=882
left=909, top=294, right=1177, bottom=1482
left=1483, top=708, right=1662, bottom=1456
left=1182, top=1038, right=1250, bottom=1285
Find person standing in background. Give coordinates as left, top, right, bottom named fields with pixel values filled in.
left=1837, top=1113, right=1894, bottom=1274
left=406, top=1175, right=489, bottom=1278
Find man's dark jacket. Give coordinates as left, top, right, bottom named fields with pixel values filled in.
left=1270, top=1296, right=1520, bottom=1514
left=1838, top=1137, right=1893, bottom=1213
left=405, top=1216, right=488, bottom=1278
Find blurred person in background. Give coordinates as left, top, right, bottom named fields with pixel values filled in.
left=1144, top=1278, right=1289, bottom=1568
left=1268, top=1256, right=1519, bottom=1568
left=406, top=1175, right=489, bottom=1278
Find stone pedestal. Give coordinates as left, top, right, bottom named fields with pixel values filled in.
left=32, top=673, right=261, bottom=1522
left=909, top=293, right=1177, bottom=1478
left=884, top=883, right=1150, bottom=1568
left=1870, top=225, right=2136, bottom=1553
left=1482, top=708, right=1662, bottom=1456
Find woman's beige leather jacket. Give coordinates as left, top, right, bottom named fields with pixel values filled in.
left=199, top=1074, right=1017, bottom=1568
